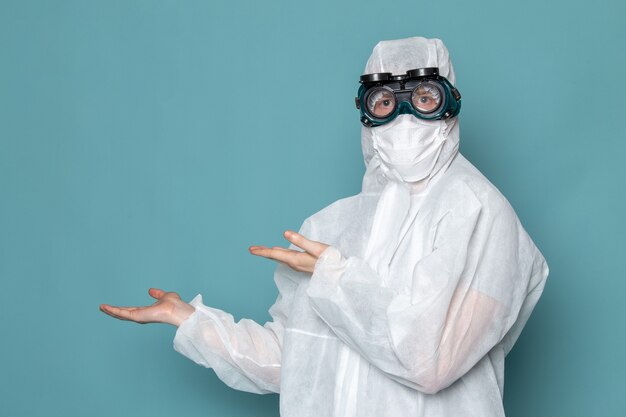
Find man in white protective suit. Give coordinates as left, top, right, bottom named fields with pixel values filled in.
left=101, top=36, right=549, bottom=417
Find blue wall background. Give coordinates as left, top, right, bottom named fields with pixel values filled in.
left=1, top=0, right=624, bottom=416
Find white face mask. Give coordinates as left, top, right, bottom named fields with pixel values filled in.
left=370, top=114, right=448, bottom=183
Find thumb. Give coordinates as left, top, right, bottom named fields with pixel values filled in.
left=148, top=288, right=165, bottom=300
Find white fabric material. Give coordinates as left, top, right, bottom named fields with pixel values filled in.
left=173, top=36, right=549, bottom=417
left=369, top=114, right=449, bottom=183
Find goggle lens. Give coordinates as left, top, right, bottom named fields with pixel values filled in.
left=411, top=82, right=443, bottom=114
left=365, top=87, right=397, bottom=118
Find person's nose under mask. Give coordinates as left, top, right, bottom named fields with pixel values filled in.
left=370, top=114, right=449, bottom=183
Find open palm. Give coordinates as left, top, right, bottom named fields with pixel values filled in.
left=100, top=288, right=194, bottom=326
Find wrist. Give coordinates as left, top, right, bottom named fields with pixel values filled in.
left=170, top=301, right=195, bottom=327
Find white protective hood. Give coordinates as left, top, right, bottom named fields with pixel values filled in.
left=173, top=37, right=549, bottom=417
left=358, top=37, right=461, bottom=281
left=360, top=37, right=459, bottom=195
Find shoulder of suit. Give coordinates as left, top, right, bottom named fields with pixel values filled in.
left=430, top=154, right=517, bottom=220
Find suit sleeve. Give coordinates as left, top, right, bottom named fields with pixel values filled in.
left=306, top=195, right=549, bottom=394
left=173, top=262, right=300, bottom=394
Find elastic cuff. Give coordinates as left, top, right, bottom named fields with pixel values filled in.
left=315, top=245, right=343, bottom=269
left=307, top=246, right=347, bottom=299
left=173, top=294, right=204, bottom=344
left=188, top=294, right=204, bottom=308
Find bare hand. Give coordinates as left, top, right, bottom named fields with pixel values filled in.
left=100, top=288, right=195, bottom=327
left=248, top=230, right=330, bottom=273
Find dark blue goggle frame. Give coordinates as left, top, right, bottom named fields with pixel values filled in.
left=355, top=67, right=461, bottom=127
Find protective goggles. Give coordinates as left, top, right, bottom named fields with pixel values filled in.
left=355, top=67, right=461, bottom=127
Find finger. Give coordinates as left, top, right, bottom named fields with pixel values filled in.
left=249, top=245, right=282, bottom=253
left=250, top=245, right=317, bottom=272
left=100, top=305, right=129, bottom=321
left=249, top=245, right=286, bottom=251
left=283, top=230, right=329, bottom=257
left=248, top=245, right=265, bottom=254
left=249, top=245, right=299, bottom=264
left=148, top=288, right=165, bottom=300
left=100, top=304, right=142, bottom=322
left=101, top=307, right=128, bottom=321
left=101, top=304, right=141, bottom=312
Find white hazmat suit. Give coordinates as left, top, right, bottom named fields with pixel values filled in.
left=173, top=36, right=549, bottom=417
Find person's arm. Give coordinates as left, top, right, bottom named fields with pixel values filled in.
left=172, top=262, right=302, bottom=394
left=100, top=261, right=304, bottom=394
left=306, top=198, right=549, bottom=395
left=101, top=268, right=298, bottom=394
